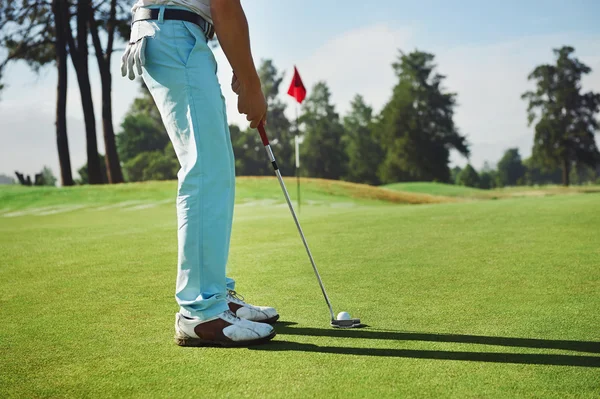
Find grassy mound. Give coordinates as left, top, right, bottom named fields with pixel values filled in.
left=237, top=177, right=454, bottom=205
left=384, top=182, right=485, bottom=197
left=0, top=177, right=453, bottom=212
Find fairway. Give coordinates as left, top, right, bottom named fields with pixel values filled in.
left=384, top=181, right=600, bottom=199
left=1, top=180, right=599, bottom=398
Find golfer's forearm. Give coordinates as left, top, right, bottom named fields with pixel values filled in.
left=211, top=0, right=260, bottom=89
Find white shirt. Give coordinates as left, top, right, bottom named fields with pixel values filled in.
left=132, top=1, right=212, bottom=24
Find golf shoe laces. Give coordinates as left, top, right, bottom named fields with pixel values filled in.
left=227, top=290, right=245, bottom=302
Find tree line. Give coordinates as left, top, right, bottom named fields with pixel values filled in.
left=451, top=148, right=598, bottom=190
left=111, top=53, right=468, bottom=185
left=1, top=1, right=598, bottom=187
left=2, top=0, right=134, bottom=186
left=116, top=49, right=599, bottom=187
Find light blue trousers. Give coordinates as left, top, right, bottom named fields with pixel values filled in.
left=140, top=6, right=236, bottom=320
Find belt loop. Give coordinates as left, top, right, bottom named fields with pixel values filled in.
left=158, top=6, right=165, bottom=23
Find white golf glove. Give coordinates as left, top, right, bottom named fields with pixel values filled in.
left=120, top=22, right=153, bottom=80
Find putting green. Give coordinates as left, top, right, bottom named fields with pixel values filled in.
left=384, top=181, right=600, bottom=199
left=1, top=180, right=599, bottom=398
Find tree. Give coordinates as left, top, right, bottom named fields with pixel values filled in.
left=522, top=46, right=600, bottom=186
left=258, top=60, right=293, bottom=171
left=1, top=0, right=131, bottom=185
left=0, top=2, right=55, bottom=82
left=377, top=50, right=469, bottom=183
left=232, top=125, right=271, bottom=176
left=116, top=83, right=170, bottom=163
left=570, top=163, right=598, bottom=185
left=53, top=0, right=74, bottom=186
left=40, top=166, right=57, bottom=186
left=478, top=171, right=495, bottom=189
left=89, top=0, right=128, bottom=183
left=299, top=82, right=347, bottom=179
left=496, top=148, right=526, bottom=187
left=77, top=153, right=108, bottom=184
left=63, top=0, right=104, bottom=184
left=15, top=172, right=36, bottom=186
left=342, top=95, right=383, bottom=185
left=450, top=166, right=462, bottom=184
left=115, top=82, right=179, bottom=182
left=232, top=60, right=294, bottom=176
left=1, top=0, right=74, bottom=186
left=523, top=157, right=562, bottom=185
left=456, top=164, right=480, bottom=188
left=14, top=166, right=57, bottom=186
left=478, top=161, right=497, bottom=189
left=123, top=145, right=178, bottom=182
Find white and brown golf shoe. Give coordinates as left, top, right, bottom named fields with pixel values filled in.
left=227, top=290, right=280, bottom=324
left=174, top=310, right=276, bottom=347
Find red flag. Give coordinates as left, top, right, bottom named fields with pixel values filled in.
left=287, top=66, right=306, bottom=104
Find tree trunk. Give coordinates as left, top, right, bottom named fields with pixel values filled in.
left=77, top=70, right=102, bottom=184
left=89, top=0, right=123, bottom=183
left=74, top=0, right=102, bottom=184
left=562, top=156, right=570, bottom=186
left=100, top=69, right=123, bottom=183
left=53, top=0, right=74, bottom=187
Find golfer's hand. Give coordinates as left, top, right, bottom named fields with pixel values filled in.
left=231, top=74, right=241, bottom=94
left=237, top=80, right=267, bottom=129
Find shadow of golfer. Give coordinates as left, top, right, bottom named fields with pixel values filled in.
left=250, top=322, right=600, bottom=368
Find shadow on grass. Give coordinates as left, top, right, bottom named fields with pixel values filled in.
left=251, top=322, right=600, bottom=368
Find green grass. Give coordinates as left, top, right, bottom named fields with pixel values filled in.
left=384, top=182, right=486, bottom=197
left=1, top=180, right=599, bottom=398
left=384, top=181, right=600, bottom=199
left=0, top=177, right=449, bottom=214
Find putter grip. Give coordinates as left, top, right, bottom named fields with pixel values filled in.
left=258, top=123, right=270, bottom=146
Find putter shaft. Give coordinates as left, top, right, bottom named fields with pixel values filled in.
left=259, top=125, right=336, bottom=321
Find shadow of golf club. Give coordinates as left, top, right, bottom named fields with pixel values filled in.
left=274, top=322, right=600, bottom=354
left=251, top=340, right=600, bottom=368
left=255, top=322, right=600, bottom=368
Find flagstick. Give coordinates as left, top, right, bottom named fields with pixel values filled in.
left=288, top=65, right=305, bottom=213
left=295, top=101, right=301, bottom=213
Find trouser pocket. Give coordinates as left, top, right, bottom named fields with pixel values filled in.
left=173, top=21, right=199, bottom=66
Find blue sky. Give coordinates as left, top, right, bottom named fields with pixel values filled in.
left=1, top=0, right=599, bottom=180
left=246, top=0, right=599, bottom=46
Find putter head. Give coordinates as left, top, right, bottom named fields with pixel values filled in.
left=330, top=318, right=362, bottom=328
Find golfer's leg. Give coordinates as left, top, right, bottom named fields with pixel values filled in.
left=142, top=15, right=233, bottom=320
left=226, top=277, right=236, bottom=291
left=224, top=107, right=236, bottom=294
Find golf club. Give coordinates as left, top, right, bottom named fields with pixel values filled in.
left=257, top=123, right=362, bottom=329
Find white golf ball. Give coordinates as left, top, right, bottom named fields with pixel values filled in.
left=337, top=311, right=351, bottom=320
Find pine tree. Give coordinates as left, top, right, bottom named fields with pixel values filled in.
left=300, top=82, right=347, bottom=179
left=377, top=50, right=469, bottom=183
left=522, top=46, right=600, bottom=186
left=343, top=95, right=382, bottom=185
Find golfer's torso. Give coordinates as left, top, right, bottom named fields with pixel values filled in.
left=132, top=0, right=212, bottom=23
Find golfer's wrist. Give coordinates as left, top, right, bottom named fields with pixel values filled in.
left=241, top=74, right=261, bottom=92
